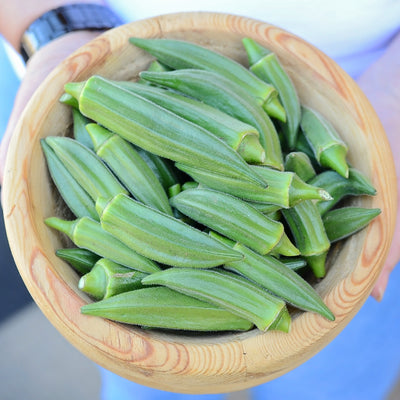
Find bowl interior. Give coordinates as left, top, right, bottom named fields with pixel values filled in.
left=3, top=12, right=396, bottom=394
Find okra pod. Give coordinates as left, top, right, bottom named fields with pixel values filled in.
left=139, top=69, right=284, bottom=170
left=59, top=92, right=79, bottom=108
left=79, top=258, right=147, bottom=300
left=44, top=136, right=128, bottom=202
left=242, top=37, right=301, bottom=149
left=309, top=168, right=377, bottom=215
left=284, top=152, right=317, bottom=182
left=98, top=193, right=243, bottom=268
left=65, top=76, right=266, bottom=186
left=282, top=200, right=331, bottom=278
left=137, top=59, right=171, bottom=84
left=223, top=242, right=335, bottom=320
left=72, top=108, right=94, bottom=150
left=56, top=247, right=100, bottom=275
left=323, top=207, right=381, bottom=243
left=81, top=286, right=254, bottom=331
left=41, top=139, right=99, bottom=220
left=141, top=268, right=286, bottom=332
left=87, top=123, right=173, bottom=215
left=170, top=187, right=297, bottom=256
left=45, top=216, right=161, bottom=274
left=112, top=80, right=266, bottom=164
left=300, top=106, right=349, bottom=178
left=129, top=37, right=286, bottom=121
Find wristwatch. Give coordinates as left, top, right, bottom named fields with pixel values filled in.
left=20, top=3, right=123, bottom=62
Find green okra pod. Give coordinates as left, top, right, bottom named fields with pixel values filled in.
left=87, top=123, right=173, bottom=216
left=300, top=106, right=349, bottom=178
left=41, top=139, right=99, bottom=220
left=65, top=76, right=266, bottom=187
left=45, top=216, right=161, bottom=274
left=112, top=80, right=266, bottom=164
left=137, top=59, right=172, bottom=84
left=81, top=286, right=254, bottom=331
left=56, top=247, right=100, bottom=275
left=139, top=69, right=284, bottom=170
left=170, top=187, right=298, bottom=256
left=59, top=92, right=79, bottom=108
left=72, top=108, right=94, bottom=150
left=284, top=151, right=317, bottom=182
left=282, top=200, right=331, bottom=278
left=280, top=257, right=308, bottom=272
left=323, top=207, right=381, bottom=243
left=129, top=37, right=286, bottom=121
left=98, top=193, right=243, bottom=268
left=141, top=267, right=287, bottom=332
left=223, top=242, right=335, bottom=320
left=242, top=37, right=301, bottom=149
left=44, top=136, right=128, bottom=203
left=308, top=168, right=377, bottom=215
left=79, top=258, right=147, bottom=300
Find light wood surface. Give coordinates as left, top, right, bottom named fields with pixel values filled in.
left=2, top=12, right=397, bottom=394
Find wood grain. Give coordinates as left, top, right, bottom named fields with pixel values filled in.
left=2, top=12, right=397, bottom=394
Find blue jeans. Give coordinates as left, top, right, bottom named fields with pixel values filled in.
left=99, top=263, right=400, bottom=400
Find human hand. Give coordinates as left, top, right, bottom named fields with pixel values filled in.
left=356, top=33, right=400, bottom=301
left=0, top=31, right=100, bottom=188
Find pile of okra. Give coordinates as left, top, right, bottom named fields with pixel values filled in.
left=43, top=37, right=381, bottom=333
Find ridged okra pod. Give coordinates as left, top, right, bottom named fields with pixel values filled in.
left=323, top=207, right=381, bottom=243
left=45, top=216, right=160, bottom=274
left=72, top=107, right=94, bottom=150
left=309, top=168, right=377, bottom=215
left=242, top=37, right=301, bottom=149
left=98, top=193, right=243, bottom=268
left=81, top=286, right=254, bottom=331
left=64, top=75, right=265, bottom=187
left=284, top=152, right=317, bottom=182
left=79, top=258, right=147, bottom=300
left=282, top=200, right=331, bottom=278
left=44, top=136, right=128, bottom=202
left=113, top=80, right=266, bottom=164
left=300, top=106, right=349, bottom=178
left=170, top=187, right=299, bottom=256
left=41, top=139, right=98, bottom=220
left=142, top=268, right=287, bottom=332
left=139, top=69, right=284, bottom=170
left=223, top=242, right=335, bottom=320
left=56, top=248, right=100, bottom=275
left=87, top=123, right=173, bottom=215
left=129, top=37, right=286, bottom=121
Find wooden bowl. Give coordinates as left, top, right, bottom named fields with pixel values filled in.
left=2, top=12, right=396, bottom=394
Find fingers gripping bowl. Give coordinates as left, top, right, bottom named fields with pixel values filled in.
left=2, top=12, right=396, bottom=394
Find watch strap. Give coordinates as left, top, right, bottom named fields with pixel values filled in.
left=20, top=3, right=123, bottom=62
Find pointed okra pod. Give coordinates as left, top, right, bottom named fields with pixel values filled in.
left=308, top=168, right=377, bottom=215
left=139, top=69, right=284, bottom=171
left=112, top=80, right=266, bottom=164
left=129, top=37, right=286, bottom=121
left=79, top=258, right=147, bottom=300
left=41, top=139, right=99, bottom=220
left=72, top=108, right=94, bottom=150
left=87, top=123, right=173, bottom=216
left=141, top=267, right=287, bottom=332
left=242, top=37, right=301, bottom=150
left=323, top=207, right=381, bottom=243
left=81, top=286, right=254, bottom=332
left=170, top=187, right=298, bottom=256
left=44, top=136, right=128, bottom=203
left=223, top=241, right=335, bottom=321
left=284, top=151, right=317, bottom=182
left=56, top=247, right=100, bottom=275
left=282, top=200, right=331, bottom=278
left=98, top=193, right=243, bottom=268
left=65, top=75, right=266, bottom=186
left=45, top=216, right=161, bottom=274
left=300, top=106, right=349, bottom=178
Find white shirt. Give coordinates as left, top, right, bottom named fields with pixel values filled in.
left=109, top=0, right=400, bottom=78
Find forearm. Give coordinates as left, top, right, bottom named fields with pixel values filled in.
left=0, top=0, right=106, bottom=51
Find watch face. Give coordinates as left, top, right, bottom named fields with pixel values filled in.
left=20, top=4, right=122, bottom=61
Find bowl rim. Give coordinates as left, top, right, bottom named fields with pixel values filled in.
left=2, top=11, right=397, bottom=394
